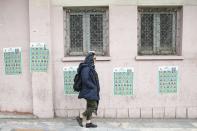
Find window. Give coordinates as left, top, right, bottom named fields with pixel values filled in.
left=64, top=7, right=109, bottom=56
left=138, top=7, right=182, bottom=55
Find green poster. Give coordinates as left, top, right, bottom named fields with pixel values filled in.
left=3, top=47, right=22, bottom=75
left=158, top=66, right=178, bottom=93
left=113, top=67, right=134, bottom=96
left=63, top=66, right=78, bottom=95
left=30, top=42, right=49, bottom=72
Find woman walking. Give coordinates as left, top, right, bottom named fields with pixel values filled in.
left=76, top=51, right=100, bottom=128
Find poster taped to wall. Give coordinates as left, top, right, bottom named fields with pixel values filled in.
left=30, top=42, right=49, bottom=72
left=3, top=47, right=22, bottom=75
left=158, top=66, right=178, bottom=93
left=63, top=66, right=78, bottom=95
left=113, top=67, right=134, bottom=96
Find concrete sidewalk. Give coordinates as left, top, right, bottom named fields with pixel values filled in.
left=0, top=118, right=196, bottom=131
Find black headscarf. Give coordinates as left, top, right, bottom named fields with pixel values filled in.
left=77, top=52, right=95, bottom=73
left=84, top=52, right=95, bottom=69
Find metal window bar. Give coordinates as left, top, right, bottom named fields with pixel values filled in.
left=83, top=13, right=88, bottom=55
left=88, top=12, right=105, bottom=55
left=154, top=13, right=160, bottom=54
left=68, top=13, right=84, bottom=56
left=139, top=13, right=154, bottom=55
left=159, top=13, right=176, bottom=55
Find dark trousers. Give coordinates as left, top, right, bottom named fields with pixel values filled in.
left=83, top=100, right=98, bottom=120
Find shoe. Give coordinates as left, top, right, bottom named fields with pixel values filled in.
left=86, top=123, right=97, bottom=128
left=76, top=116, right=83, bottom=127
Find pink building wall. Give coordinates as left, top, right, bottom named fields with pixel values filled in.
left=52, top=4, right=197, bottom=118
left=0, top=0, right=32, bottom=113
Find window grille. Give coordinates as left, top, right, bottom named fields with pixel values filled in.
left=138, top=7, right=182, bottom=55
left=70, top=15, right=83, bottom=53
left=64, top=8, right=109, bottom=56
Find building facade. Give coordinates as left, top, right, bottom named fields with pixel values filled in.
left=0, top=0, right=197, bottom=118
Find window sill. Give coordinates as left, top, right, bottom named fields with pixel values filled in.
left=135, top=56, right=184, bottom=61
left=62, top=56, right=111, bottom=62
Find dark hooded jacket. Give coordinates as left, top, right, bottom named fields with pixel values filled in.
left=78, top=53, right=100, bottom=101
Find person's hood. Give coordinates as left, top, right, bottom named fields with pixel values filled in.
left=77, top=52, right=95, bottom=73
left=84, top=52, right=95, bottom=69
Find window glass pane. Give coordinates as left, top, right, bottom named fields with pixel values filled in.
left=141, top=14, right=154, bottom=51
left=160, top=14, right=174, bottom=48
left=70, top=15, right=83, bottom=52
left=90, top=14, right=103, bottom=53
